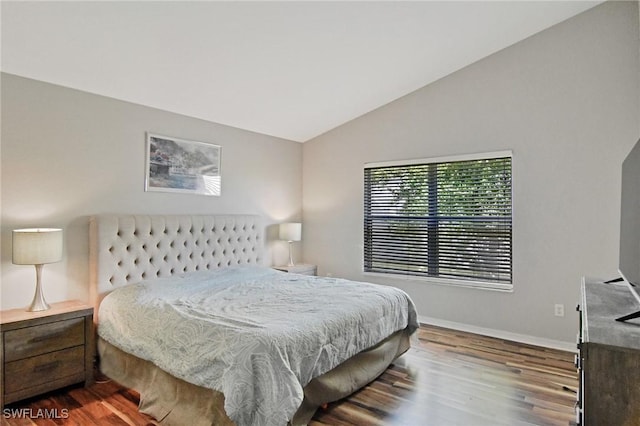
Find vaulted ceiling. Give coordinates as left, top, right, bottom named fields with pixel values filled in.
left=1, top=1, right=601, bottom=142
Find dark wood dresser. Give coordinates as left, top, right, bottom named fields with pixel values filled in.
left=577, top=278, right=640, bottom=425
left=0, top=300, right=94, bottom=408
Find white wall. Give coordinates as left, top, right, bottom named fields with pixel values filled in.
left=1, top=74, right=303, bottom=310
left=302, top=1, right=640, bottom=344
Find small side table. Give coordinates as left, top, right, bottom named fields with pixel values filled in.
left=273, top=264, right=318, bottom=276
left=0, top=300, right=94, bottom=408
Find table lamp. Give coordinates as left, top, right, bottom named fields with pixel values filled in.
left=12, top=228, right=63, bottom=312
left=279, top=223, right=301, bottom=266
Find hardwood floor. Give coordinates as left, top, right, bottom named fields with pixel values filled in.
left=312, top=325, right=578, bottom=426
left=1, top=324, right=578, bottom=426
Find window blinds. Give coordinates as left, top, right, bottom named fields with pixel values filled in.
left=364, top=155, right=512, bottom=285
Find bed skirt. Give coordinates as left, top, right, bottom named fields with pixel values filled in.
left=98, top=327, right=411, bottom=426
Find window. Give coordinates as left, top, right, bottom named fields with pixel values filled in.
left=363, top=152, right=512, bottom=290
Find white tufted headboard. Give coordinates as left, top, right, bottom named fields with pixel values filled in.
left=89, top=214, right=263, bottom=321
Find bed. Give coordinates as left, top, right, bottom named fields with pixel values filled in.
left=89, top=214, right=418, bottom=426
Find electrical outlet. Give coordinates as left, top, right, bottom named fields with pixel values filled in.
left=554, top=304, right=565, bottom=317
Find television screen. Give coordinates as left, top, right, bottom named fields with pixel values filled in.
left=619, top=138, right=640, bottom=307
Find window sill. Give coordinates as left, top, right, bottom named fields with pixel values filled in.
left=362, top=271, right=513, bottom=292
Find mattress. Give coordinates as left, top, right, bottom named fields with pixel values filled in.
left=97, top=266, right=418, bottom=426
left=98, top=327, right=411, bottom=426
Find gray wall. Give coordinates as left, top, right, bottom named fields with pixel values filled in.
left=302, top=1, right=640, bottom=343
left=1, top=74, right=303, bottom=309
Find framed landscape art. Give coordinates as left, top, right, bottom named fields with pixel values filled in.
left=145, top=133, right=221, bottom=196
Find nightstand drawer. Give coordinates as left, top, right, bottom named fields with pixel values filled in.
left=4, top=345, right=85, bottom=394
left=4, top=317, right=85, bottom=362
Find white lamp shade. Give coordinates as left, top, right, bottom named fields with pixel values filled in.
left=279, top=223, right=302, bottom=242
left=12, top=228, right=63, bottom=265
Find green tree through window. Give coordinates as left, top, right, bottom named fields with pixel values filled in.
left=364, top=155, right=512, bottom=285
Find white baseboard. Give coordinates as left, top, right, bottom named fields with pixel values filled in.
left=418, top=315, right=577, bottom=353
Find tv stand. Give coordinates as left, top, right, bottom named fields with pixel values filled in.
left=616, top=309, right=640, bottom=322
left=603, top=277, right=640, bottom=322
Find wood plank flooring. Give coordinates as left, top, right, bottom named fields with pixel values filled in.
left=1, top=324, right=578, bottom=426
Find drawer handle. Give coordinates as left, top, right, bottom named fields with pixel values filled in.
left=30, top=330, right=69, bottom=343
left=33, top=361, right=60, bottom=373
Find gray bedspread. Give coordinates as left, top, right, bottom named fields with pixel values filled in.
left=98, top=266, right=418, bottom=426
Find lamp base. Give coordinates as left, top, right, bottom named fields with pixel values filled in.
left=288, top=241, right=295, bottom=266
left=27, top=264, right=50, bottom=312
left=28, top=296, right=50, bottom=312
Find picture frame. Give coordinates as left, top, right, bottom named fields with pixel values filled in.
left=145, top=133, right=221, bottom=196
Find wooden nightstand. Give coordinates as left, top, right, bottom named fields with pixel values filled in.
left=273, top=264, right=317, bottom=276
left=0, top=300, right=94, bottom=408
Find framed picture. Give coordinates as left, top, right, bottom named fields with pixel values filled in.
left=145, top=133, right=221, bottom=196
